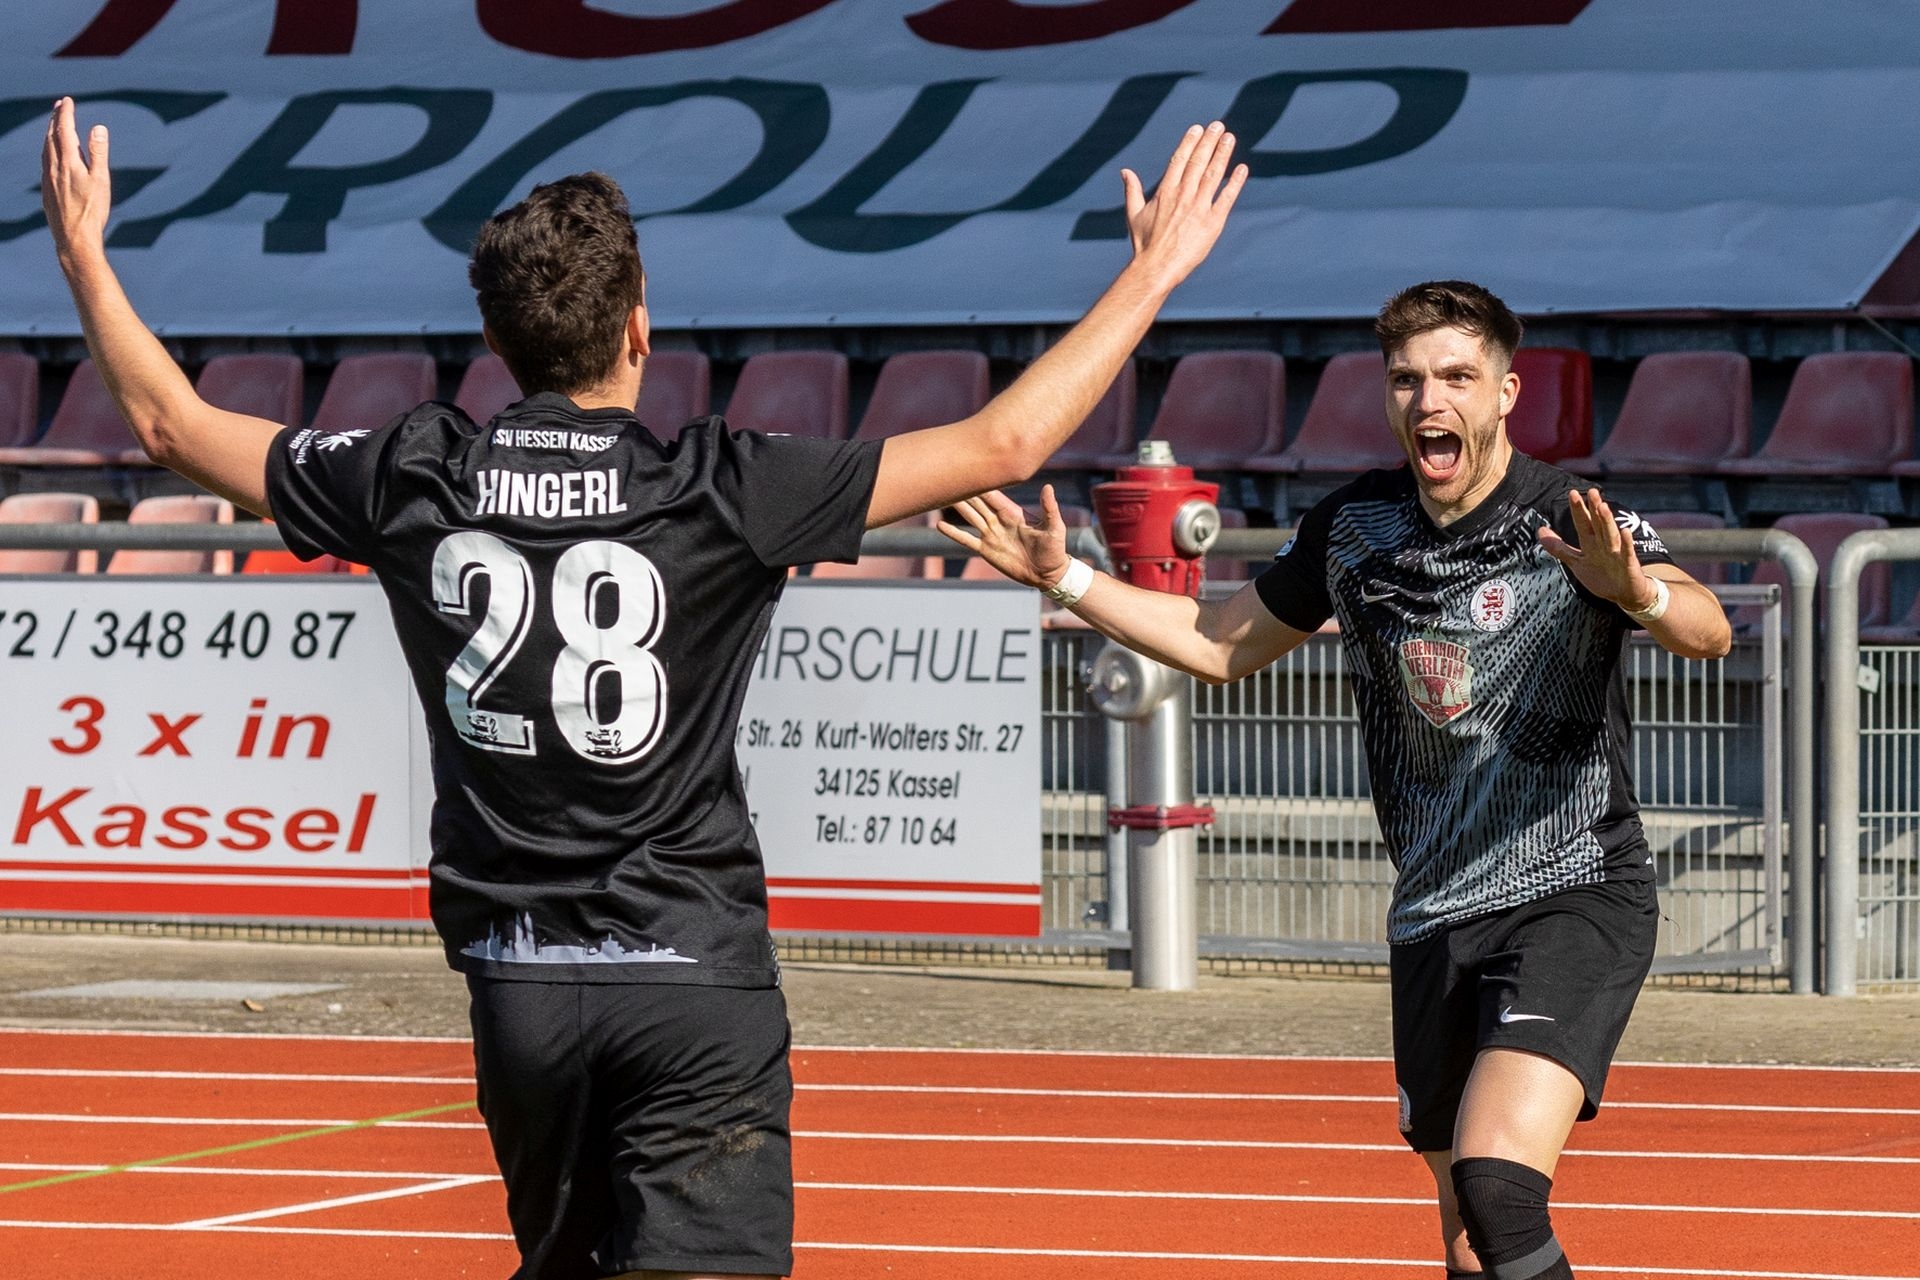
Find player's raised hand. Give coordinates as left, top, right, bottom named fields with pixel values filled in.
left=1537, top=488, right=1661, bottom=613
left=42, top=97, right=112, bottom=267
left=1122, top=122, right=1248, bottom=291
left=939, top=485, right=1072, bottom=592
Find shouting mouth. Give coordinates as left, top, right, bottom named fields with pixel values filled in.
left=1414, top=427, right=1463, bottom=484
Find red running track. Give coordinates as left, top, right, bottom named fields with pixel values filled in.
left=0, top=1030, right=1916, bottom=1278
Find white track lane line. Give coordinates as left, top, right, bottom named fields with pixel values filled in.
left=0, top=1222, right=1910, bottom=1277
left=3, top=1072, right=1914, bottom=1118
left=178, top=1175, right=492, bottom=1228
left=0, top=1163, right=494, bottom=1181
left=0, top=1113, right=482, bottom=1129
left=0, top=1219, right=511, bottom=1240
left=0, top=1068, right=471, bottom=1085
left=796, top=1131, right=1920, bottom=1164
left=796, top=1243, right=1920, bottom=1278
left=795, top=1180, right=1920, bottom=1220
left=797, top=1084, right=1920, bottom=1117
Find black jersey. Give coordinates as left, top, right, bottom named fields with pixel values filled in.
left=266, top=394, right=881, bottom=987
left=1254, top=453, right=1675, bottom=944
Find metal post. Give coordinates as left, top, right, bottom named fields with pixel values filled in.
left=1088, top=644, right=1208, bottom=990
left=1822, top=528, right=1920, bottom=995
left=1756, top=530, right=1821, bottom=995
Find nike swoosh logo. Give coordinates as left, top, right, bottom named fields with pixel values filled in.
left=1499, top=1007, right=1555, bottom=1024
left=1361, top=589, right=1394, bottom=603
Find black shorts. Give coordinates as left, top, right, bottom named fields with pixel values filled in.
left=467, top=978, right=794, bottom=1279
left=1389, top=877, right=1658, bottom=1153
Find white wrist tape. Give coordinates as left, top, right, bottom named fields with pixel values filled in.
left=1042, top=557, right=1095, bottom=606
left=1624, top=575, right=1670, bottom=624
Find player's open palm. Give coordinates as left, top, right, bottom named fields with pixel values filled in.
left=940, top=486, right=1071, bottom=591
left=1537, top=488, right=1653, bottom=610
left=1123, top=121, right=1248, bottom=291
left=42, top=98, right=112, bottom=266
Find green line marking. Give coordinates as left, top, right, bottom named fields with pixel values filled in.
left=0, top=1099, right=478, bottom=1197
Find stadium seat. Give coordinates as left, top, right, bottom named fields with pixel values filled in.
left=1505, top=347, right=1592, bottom=463
left=106, top=494, right=236, bottom=576
left=853, top=351, right=991, bottom=443
left=1273, top=352, right=1402, bottom=474
left=1562, top=352, right=1751, bottom=477
left=1636, top=510, right=1728, bottom=586
left=453, top=353, right=522, bottom=425
left=309, top=352, right=438, bottom=436
left=1720, top=352, right=1914, bottom=476
left=1140, top=351, right=1286, bottom=472
left=242, top=517, right=354, bottom=575
left=0, top=492, right=100, bottom=573
left=0, top=360, right=132, bottom=466
left=636, top=350, right=712, bottom=442
left=1044, top=365, right=1137, bottom=471
left=195, top=353, right=304, bottom=428
left=810, top=511, right=944, bottom=580
left=0, top=352, right=38, bottom=449
left=1743, top=513, right=1890, bottom=633
left=724, top=350, right=849, bottom=440
left=1861, top=588, right=1920, bottom=644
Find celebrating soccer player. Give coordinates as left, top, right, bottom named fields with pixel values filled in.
left=943, top=280, right=1732, bottom=1278
left=41, top=96, right=1243, bottom=1280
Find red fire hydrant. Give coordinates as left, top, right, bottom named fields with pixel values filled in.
left=1086, top=441, right=1219, bottom=990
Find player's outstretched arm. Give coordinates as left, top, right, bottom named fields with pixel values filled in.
left=1538, top=488, right=1732, bottom=660
left=42, top=97, right=280, bottom=517
left=865, top=123, right=1248, bottom=529
left=940, top=484, right=1310, bottom=683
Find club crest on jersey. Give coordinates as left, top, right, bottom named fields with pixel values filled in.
left=1398, top=637, right=1473, bottom=726
left=1469, top=578, right=1516, bottom=632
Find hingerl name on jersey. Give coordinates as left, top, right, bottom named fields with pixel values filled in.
left=472, top=468, right=628, bottom=519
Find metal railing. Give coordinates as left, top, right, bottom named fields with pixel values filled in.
left=1825, top=528, right=1920, bottom=994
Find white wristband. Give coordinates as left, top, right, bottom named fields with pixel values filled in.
left=1624, top=575, right=1670, bottom=624
left=1042, top=557, right=1095, bottom=606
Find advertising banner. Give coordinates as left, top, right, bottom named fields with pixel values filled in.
left=3, top=1, right=1918, bottom=333
left=0, top=576, right=1043, bottom=936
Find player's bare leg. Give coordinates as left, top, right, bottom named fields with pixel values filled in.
left=1437, top=1047, right=1586, bottom=1276
left=1419, top=1149, right=1478, bottom=1272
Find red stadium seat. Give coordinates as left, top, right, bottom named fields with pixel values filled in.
left=1635, top=510, right=1728, bottom=585
left=810, top=511, right=943, bottom=580
left=1562, top=353, right=1751, bottom=477
left=0, top=492, right=100, bottom=573
left=725, top=351, right=848, bottom=441
left=197, top=353, right=304, bottom=426
left=1141, top=351, right=1286, bottom=472
left=242, top=518, right=355, bottom=575
left=0, top=360, right=132, bottom=466
left=853, top=351, right=990, bottom=442
left=1506, top=348, right=1592, bottom=463
left=1045, top=365, right=1137, bottom=471
left=0, top=352, right=39, bottom=449
left=1862, top=590, right=1920, bottom=643
left=106, top=494, right=235, bottom=576
left=636, top=350, right=712, bottom=442
left=1745, top=513, right=1890, bottom=632
left=1273, top=352, right=1402, bottom=474
left=310, top=353, right=438, bottom=436
left=454, top=353, right=522, bottom=425
left=1720, top=353, right=1914, bottom=475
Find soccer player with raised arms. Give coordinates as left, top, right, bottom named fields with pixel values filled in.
left=40, top=97, right=1243, bottom=1279
left=945, top=280, right=1733, bottom=1278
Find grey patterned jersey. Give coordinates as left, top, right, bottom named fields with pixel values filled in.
left=1254, top=454, right=1673, bottom=943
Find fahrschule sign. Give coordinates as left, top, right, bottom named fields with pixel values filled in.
left=3, top=0, right=1918, bottom=334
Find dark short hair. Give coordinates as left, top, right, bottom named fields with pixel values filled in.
left=1374, top=280, right=1523, bottom=369
left=468, top=173, right=645, bottom=397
